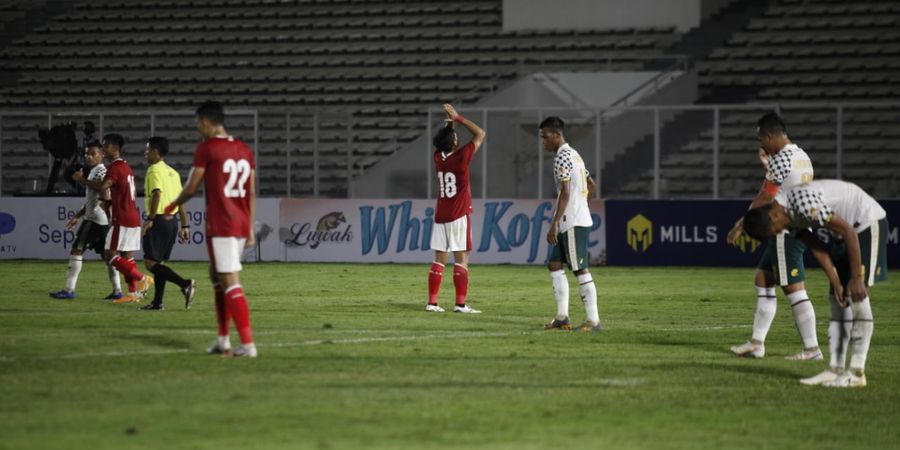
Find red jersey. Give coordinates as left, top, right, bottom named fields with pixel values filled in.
left=104, top=159, right=141, bottom=227
left=194, top=136, right=255, bottom=238
left=434, top=141, right=475, bottom=223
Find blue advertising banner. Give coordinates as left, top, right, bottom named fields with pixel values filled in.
left=606, top=200, right=900, bottom=268
left=606, top=200, right=762, bottom=266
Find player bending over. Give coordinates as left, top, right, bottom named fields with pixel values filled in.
left=744, top=179, right=887, bottom=388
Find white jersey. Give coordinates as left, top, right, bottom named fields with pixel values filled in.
left=766, top=143, right=813, bottom=205
left=552, top=143, right=593, bottom=233
left=780, top=180, right=886, bottom=234
left=82, top=164, right=109, bottom=226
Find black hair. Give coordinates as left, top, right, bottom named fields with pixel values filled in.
left=742, top=204, right=775, bottom=241
left=539, top=116, right=565, bottom=134
left=196, top=101, right=225, bottom=126
left=757, top=112, right=787, bottom=136
left=84, top=139, right=102, bottom=150
left=432, top=123, right=456, bottom=153
left=147, top=136, right=169, bottom=157
left=102, top=133, right=125, bottom=150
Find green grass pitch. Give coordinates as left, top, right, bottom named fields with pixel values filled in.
left=1, top=261, right=898, bottom=450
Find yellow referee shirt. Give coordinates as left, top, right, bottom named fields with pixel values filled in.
left=145, top=161, right=183, bottom=215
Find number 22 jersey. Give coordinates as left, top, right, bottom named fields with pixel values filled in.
left=433, top=141, right=475, bottom=224
left=194, top=136, right=255, bottom=238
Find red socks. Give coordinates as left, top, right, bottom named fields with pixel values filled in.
left=110, top=256, right=144, bottom=286
left=225, top=285, right=254, bottom=345
left=427, top=262, right=444, bottom=305
left=453, top=264, right=468, bottom=306
left=213, top=284, right=230, bottom=337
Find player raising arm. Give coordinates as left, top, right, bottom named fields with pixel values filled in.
left=425, top=103, right=485, bottom=314
left=165, top=101, right=257, bottom=357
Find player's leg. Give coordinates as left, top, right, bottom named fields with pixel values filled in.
left=827, top=219, right=885, bottom=388
left=143, top=218, right=192, bottom=310
left=731, top=238, right=778, bottom=358
left=449, top=215, right=479, bottom=314
left=95, top=224, right=122, bottom=299
left=451, top=250, right=479, bottom=313
left=208, top=260, right=232, bottom=355
left=545, top=232, right=570, bottom=330
left=51, top=221, right=91, bottom=299
left=108, top=226, right=152, bottom=302
left=426, top=221, right=449, bottom=312
left=212, top=237, right=256, bottom=358
left=141, top=223, right=164, bottom=309
left=568, top=227, right=600, bottom=331
left=803, top=242, right=853, bottom=386
left=105, top=225, right=138, bottom=299
left=777, top=233, right=821, bottom=360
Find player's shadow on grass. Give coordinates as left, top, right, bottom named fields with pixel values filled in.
left=650, top=361, right=802, bottom=380
left=115, top=333, right=192, bottom=350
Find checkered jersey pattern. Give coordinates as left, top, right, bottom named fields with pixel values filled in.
left=786, top=186, right=834, bottom=228
left=765, top=147, right=794, bottom=185
left=553, top=147, right=575, bottom=182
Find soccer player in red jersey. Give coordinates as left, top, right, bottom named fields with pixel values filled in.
left=165, top=101, right=258, bottom=357
left=425, top=104, right=485, bottom=313
left=72, top=134, right=154, bottom=304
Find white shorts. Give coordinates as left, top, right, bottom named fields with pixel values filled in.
left=105, top=225, right=141, bottom=252
left=430, top=215, right=471, bottom=253
left=208, top=236, right=246, bottom=273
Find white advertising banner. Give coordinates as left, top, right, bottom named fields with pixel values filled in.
left=0, top=197, right=280, bottom=262
left=279, top=199, right=606, bottom=265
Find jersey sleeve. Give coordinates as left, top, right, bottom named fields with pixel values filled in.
left=765, top=150, right=792, bottom=186
left=193, top=142, right=209, bottom=169
left=459, top=141, right=476, bottom=165
left=554, top=151, right=573, bottom=182
left=145, top=167, right=163, bottom=193
left=90, top=165, right=107, bottom=182
left=103, top=162, right=119, bottom=183
left=788, top=187, right=834, bottom=227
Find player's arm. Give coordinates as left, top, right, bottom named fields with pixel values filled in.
left=165, top=167, right=205, bottom=214
left=727, top=180, right=779, bottom=245
left=586, top=174, right=596, bottom=199
left=795, top=229, right=844, bottom=303
left=177, top=206, right=189, bottom=243
left=72, top=170, right=112, bottom=193
left=547, top=179, right=570, bottom=246
left=443, top=104, right=486, bottom=152
left=66, top=205, right=86, bottom=230
left=824, top=215, right=867, bottom=303
left=142, top=189, right=161, bottom=236
left=246, top=169, right=257, bottom=248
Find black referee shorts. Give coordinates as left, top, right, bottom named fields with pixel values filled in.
left=74, top=220, right=109, bottom=255
left=142, top=216, right=179, bottom=262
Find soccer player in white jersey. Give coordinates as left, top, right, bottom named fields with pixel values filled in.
left=743, top=180, right=888, bottom=388
left=727, top=113, right=821, bottom=360
left=539, top=117, right=601, bottom=331
left=49, top=141, right=123, bottom=300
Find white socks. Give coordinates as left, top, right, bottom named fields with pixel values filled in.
left=787, top=289, right=818, bottom=349
left=577, top=272, right=600, bottom=324
left=65, top=255, right=83, bottom=292
left=751, top=287, right=776, bottom=343
left=828, top=293, right=853, bottom=371
left=107, top=263, right=122, bottom=292
left=550, top=270, right=569, bottom=320
left=849, top=297, right=874, bottom=373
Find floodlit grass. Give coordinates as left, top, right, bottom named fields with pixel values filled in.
left=1, top=261, right=898, bottom=450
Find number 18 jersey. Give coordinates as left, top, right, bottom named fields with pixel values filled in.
left=434, top=141, right=475, bottom=224
left=194, top=136, right=255, bottom=238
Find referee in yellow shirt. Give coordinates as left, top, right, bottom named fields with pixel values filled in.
left=140, top=137, right=196, bottom=310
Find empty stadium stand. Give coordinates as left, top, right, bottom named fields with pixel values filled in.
left=610, top=0, right=900, bottom=199
left=0, top=0, right=680, bottom=197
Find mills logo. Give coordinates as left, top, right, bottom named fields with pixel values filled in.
left=627, top=214, right=652, bottom=253
left=284, top=212, right=353, bottom=249
left=734, top=233, right=761, bottom=254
